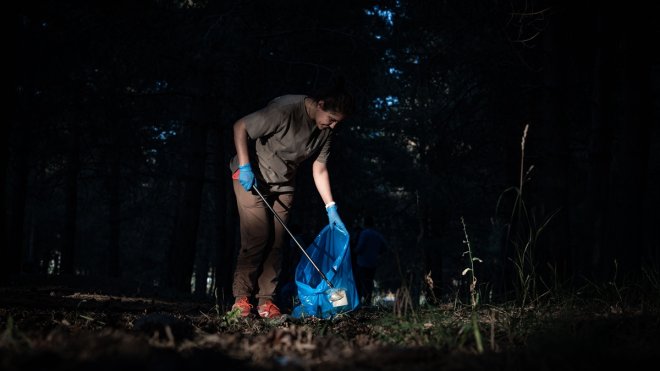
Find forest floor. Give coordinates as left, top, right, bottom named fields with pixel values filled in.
left=1, top=282, right=659, bottom=371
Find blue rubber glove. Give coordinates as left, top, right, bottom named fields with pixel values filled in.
left=238, top=163, right=256, bottom=191
left=326, top=203, right=345, bottom=230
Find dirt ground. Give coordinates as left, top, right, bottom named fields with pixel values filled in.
left=1, top=284, right=659, bottom=371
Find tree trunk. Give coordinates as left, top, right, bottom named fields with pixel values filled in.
left=585, top=9, right=612, bottom=280
left=107, top=147, right=121, bottom=278
left=417, top=190, right=437, bottom=306
left=603, top=12, right=652, bottom=277
left=533, top=8, right=571, bottom=288
left=194, top=253, right=209, bottom=297
left=215, top=123, right=236, bottom=304
left=3, top=117, right=28, bottom=284
left=61, top=123, right=81, bottom=276
left=1, top=122, right=30, bottom=282
left=166, top=120, right=209, bottom=293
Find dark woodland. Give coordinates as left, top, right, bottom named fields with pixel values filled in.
left=4, top=1, right=660, bottom=370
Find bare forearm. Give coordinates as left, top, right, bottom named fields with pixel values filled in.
left=233, top=120, right=250, bottom=165
left=313, top=160, right=334, bottom=205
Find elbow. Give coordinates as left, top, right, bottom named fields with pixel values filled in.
left=233, top=120, right=247, bottom=135
left=313, top=160, right=327, bottom=174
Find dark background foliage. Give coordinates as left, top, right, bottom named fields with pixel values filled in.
left=7, top=0, right=659, bottom=304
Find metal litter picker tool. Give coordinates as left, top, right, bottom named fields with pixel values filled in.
left=252, top=185, right=347, bottom=307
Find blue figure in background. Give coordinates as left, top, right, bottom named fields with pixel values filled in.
left=353, top=215, right=387, bottom=306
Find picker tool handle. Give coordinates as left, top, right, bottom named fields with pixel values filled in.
left=252, top=185, right=335, bottom=289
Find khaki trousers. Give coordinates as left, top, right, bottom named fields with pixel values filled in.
left=232, top=180, right=294, bottom=300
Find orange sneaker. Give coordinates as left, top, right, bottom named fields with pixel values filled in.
left=231, top=296, right=253, bottom=317
left=257, top=300, right=282, bottom=318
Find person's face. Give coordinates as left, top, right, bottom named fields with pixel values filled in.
left=315, top=101, right=345, bottom=130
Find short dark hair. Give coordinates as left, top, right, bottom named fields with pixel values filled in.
left=310, top=77, right=355, bottom=116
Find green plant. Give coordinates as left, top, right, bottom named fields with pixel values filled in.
left=461, top=217, right=482, bottom=309
left=455, top=312, right=484, bottom=353
left=222, top=307, right=242, bottom=325
left=642, top=265, right=660, bottom=290
left=578, top=259, right=629, bottom=313
left=608, top=259, right=624, bottom=313
left=496, top=124, right=559, bottom=309
left=470, top=311, right=484, bottom=353
left=0, top=316, right=31, bottom=350
left=460, top=216, right=484, bottom=353
left=641, top=264, right=660, bottom=304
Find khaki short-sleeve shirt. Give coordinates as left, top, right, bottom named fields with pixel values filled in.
left=230, top=95, right=333, bottom=192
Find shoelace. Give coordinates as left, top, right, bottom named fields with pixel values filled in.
left=259, top=303, right=279, bottom=316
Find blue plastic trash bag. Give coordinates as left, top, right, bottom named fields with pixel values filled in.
left=292, top=224, right=359, bottom=319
